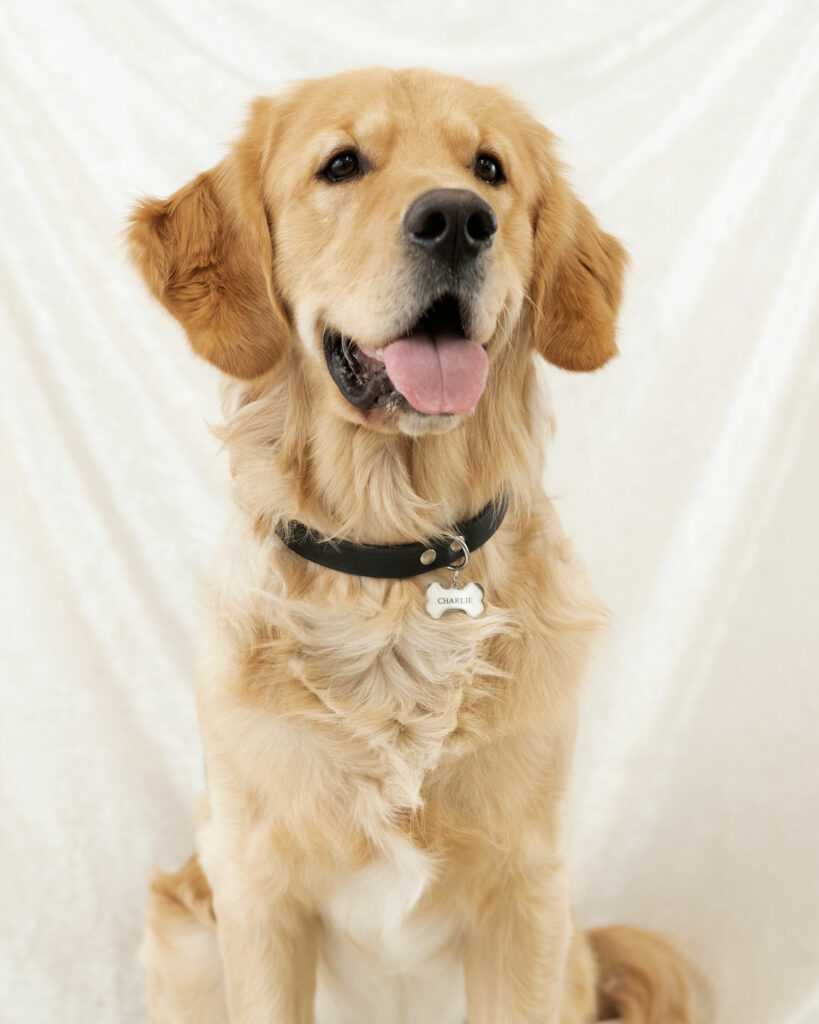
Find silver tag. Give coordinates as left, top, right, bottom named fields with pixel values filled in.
left=425, top=581, right=485, bottom=619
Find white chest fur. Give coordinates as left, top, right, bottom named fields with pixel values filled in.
left=315, top=837, right=466, bottom=1024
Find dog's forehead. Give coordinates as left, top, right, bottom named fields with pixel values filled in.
left=277, top=70, right=517, bottom=161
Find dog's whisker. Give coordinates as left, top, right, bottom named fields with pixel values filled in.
left=341, top=334, right=354, bottom=367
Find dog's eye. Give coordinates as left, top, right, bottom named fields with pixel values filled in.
left=474, top=153, right=504, bottom=185
left=323, top=150, right=362, bottom=183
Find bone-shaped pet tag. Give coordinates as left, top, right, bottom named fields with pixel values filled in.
left=425, top=581, right=485, bottom=619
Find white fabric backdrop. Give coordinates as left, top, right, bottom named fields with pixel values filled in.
left=1, top=2, right=818, bottom=1022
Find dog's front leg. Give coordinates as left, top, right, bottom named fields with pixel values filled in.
left=463, top=858, right=571, bottom=1024
left=217, top=899, right=317, bottom=1024
left=203, top=839, right=318, bottom=1024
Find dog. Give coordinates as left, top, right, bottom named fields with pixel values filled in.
left=128, top=67, right=708, bottom=1024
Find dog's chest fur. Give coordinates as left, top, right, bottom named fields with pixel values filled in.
left=212, top=514, right=513, bottom=813
left=287, top=587, right=508, bottom=804
left=316, top=835, right=467, bottom=1024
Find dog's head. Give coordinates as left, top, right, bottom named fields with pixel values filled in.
left=129, top=68, right=625, bottom=439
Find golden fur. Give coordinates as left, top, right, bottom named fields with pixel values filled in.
left=128, top=67, right=709, bottom=1023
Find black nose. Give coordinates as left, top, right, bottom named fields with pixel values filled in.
left=404, top=189, right=497, bottom=266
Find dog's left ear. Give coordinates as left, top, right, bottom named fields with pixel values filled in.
left=529, top=170, right=627, bottom=373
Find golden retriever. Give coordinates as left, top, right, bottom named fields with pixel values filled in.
left=128, top=67, right=708, bottom=1024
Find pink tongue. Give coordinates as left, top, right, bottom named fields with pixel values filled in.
left=378, top=332, right=488, bottom=415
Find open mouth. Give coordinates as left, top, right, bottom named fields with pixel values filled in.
left=322, top=294, right=489, bottom=416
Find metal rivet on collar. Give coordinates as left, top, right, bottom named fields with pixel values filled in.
left=420, top=548, right=437, bottom=565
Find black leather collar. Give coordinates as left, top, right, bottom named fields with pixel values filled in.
left=275, top=493, right=508, bottom=579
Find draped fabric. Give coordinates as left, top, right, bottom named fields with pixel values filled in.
left=1, top=3, right=817, bottom=1021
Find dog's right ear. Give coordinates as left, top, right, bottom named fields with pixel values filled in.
left=127, top=99, right=289, bottom=379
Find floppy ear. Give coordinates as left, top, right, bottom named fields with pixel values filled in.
left=530, top=181, right=627, bottom=372
left=127, top=101, right=289, bottom=379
